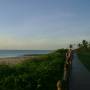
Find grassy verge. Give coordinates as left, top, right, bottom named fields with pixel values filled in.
left=77, top=49, right=90, bottom=71
left=0, top=49, right=66, bottom=90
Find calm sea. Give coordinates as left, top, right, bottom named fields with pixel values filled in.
left=0, top=50, right=53, bottom=58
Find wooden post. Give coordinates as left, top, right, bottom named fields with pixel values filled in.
left=57, top=80, right=62, bottom=90
left=63, top=63, right=70, bottom=90
left=63, top=64, right=68, bottom=81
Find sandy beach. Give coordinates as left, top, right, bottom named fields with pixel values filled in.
left=0, top=56, right=35, bottom=65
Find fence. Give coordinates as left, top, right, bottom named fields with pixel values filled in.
left=56, top=55, right=72, bottom=90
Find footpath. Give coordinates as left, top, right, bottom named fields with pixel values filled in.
left=69, top=53, right=90, bottom=90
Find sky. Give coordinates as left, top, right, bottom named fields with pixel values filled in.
left=0, top=0, right=90, bottom=50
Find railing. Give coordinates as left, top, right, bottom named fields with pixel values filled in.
left=57, top=58, right=72, bottom=90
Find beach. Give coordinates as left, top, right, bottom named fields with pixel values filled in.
left=0, top=56, right=35, bottom=65
left=0, top=50, right=51, bottom=65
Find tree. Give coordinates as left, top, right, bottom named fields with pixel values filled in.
left=69, top=44, right=73, bottom=49
left=88, top=42, right=90, bottom=48
left=78, top=43, right=82, bottom=48
left=82, top=40, right=88, bottom=48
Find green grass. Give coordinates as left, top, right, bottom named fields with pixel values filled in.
left=0, top=49, right=66, bottom=90
left=78, top=49, right=90, bottom=71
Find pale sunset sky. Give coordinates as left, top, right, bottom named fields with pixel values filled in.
left=0, top=0, right=90, bottom=50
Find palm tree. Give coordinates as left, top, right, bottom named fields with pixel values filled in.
left=78, top=43, right=82, bottom=48
left=69, top=44, right=73, bottom=49
left=82, top=40, right=88, bottom=48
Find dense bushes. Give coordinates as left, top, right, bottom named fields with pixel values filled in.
left=0, top=49, right=66, bottom=90
left=77, top=48, right=90, bottom=71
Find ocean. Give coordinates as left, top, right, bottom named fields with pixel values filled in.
left=0, top=50, right=53, bottom=58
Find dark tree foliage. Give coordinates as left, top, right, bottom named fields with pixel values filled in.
left=69, top=44, right=73, bottom=49
left=82, top=40, right=88, bottom=48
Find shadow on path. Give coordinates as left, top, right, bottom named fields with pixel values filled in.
left=69, top=53, right=90, bottom=90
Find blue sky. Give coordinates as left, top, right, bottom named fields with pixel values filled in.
left=0, top=0, right=90, bottom=50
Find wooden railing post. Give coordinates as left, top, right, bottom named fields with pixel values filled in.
left=63, top=63, right=71, bottom=90
left=57, top=80, right=62, bottom=90
left=56, top=50, right=73, bottom=90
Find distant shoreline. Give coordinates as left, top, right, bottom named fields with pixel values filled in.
left=0, top=50, right=52, bottom=58
left=0, top=52, right=50, bottom=65
left=0, top=50, right=53, bottom=65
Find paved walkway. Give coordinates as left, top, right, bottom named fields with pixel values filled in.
left=69, top=53, right=90, bottom=90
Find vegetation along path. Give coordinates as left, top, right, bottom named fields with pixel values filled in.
left=69, top=53, right=90, bottom=90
